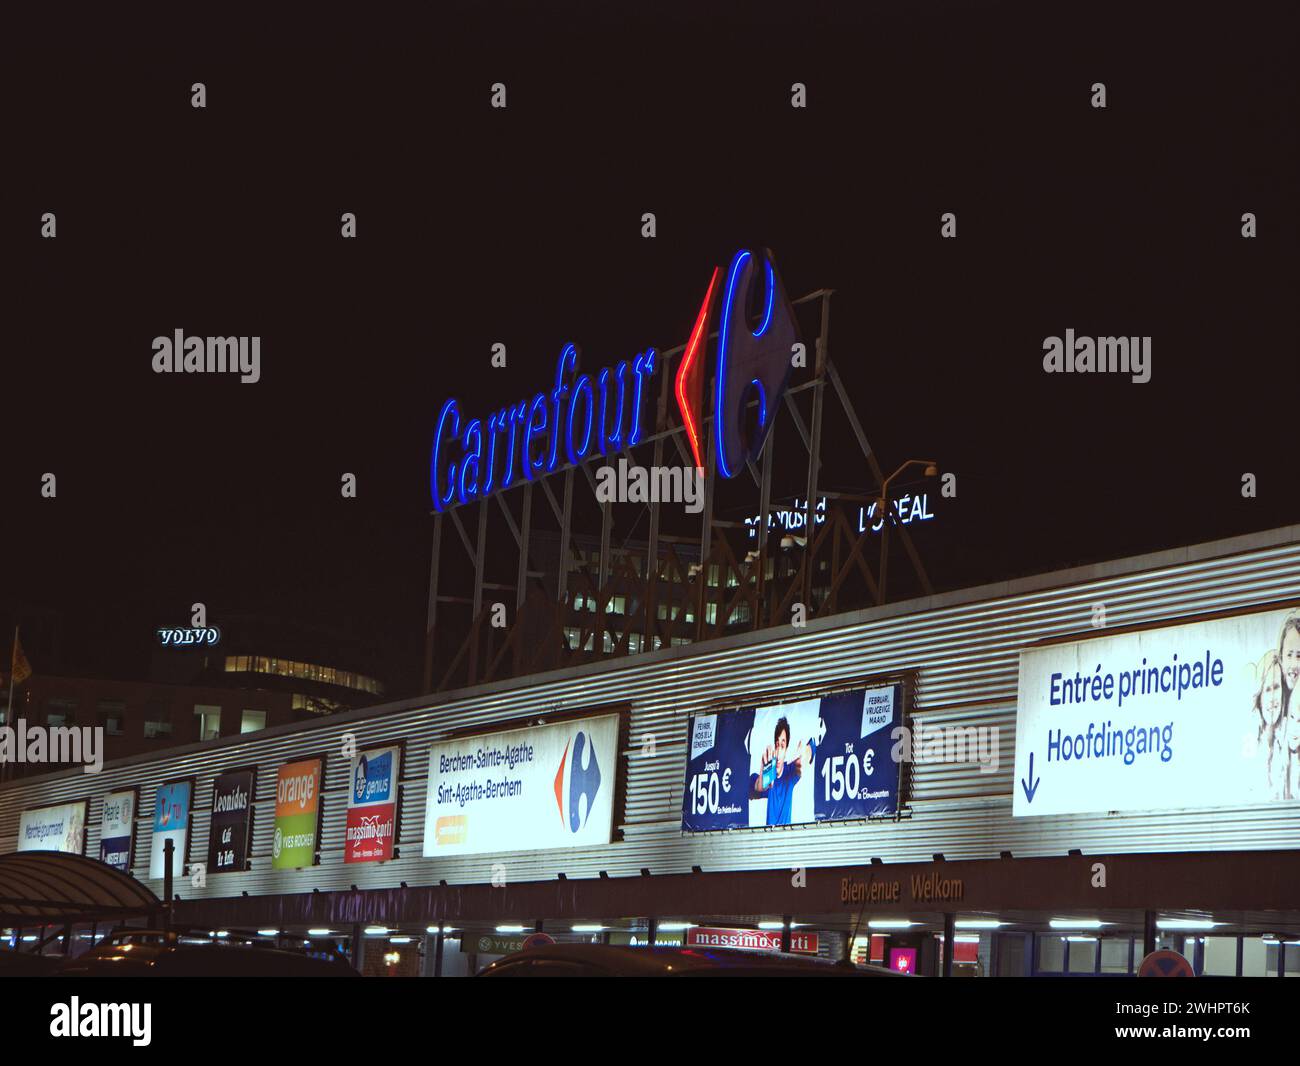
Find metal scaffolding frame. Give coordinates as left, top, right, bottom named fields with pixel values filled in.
left=422, top=289, right=934, bottom=693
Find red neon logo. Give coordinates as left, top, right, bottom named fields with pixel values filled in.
left=554, top=738, right=569, bottom=826
left=675, top=266, right=720, bottom=471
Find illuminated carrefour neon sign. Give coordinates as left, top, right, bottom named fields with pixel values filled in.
left=430, top=248, right=799, bottom=510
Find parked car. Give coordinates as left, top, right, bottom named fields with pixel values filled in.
left=478, top=943, right=909, bottom=977
left=56, top=930, right=359, bottom=977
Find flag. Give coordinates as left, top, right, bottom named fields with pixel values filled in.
left=9, top=630, right=32, bottom=686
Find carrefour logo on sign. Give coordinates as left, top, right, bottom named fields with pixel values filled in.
left=553, top=730, right=602, bottom=834
left=430, top=248, right=799, bottom=510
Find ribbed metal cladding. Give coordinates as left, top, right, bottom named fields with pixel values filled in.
left=2, top=526, right=1299, bottom=905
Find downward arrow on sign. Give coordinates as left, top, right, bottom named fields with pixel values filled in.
left=1020, top=751, right=1040, bottom=804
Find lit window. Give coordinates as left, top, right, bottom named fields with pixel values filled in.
left=195, top=705, right=221, bottom=741
left=240, top=710, right=267, bottom=734
left=144, top=720, right=173, bottom=739
left=224, top=656, right=238, bottom=672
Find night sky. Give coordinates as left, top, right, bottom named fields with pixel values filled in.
left=5, top=3, right=1296, bottom=696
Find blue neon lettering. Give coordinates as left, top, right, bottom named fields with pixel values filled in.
left=483, top=409, right=506, bottom=495
left=502, top=401, right=527, bottom=488
left=750, top=376, right=767, bottom=430
left=431, top=399, right=460, bottom=511
left=431, top=342, right=659, bottom=507
left=715, top=250, right=751, bottom=478
left=629, top=350, right=656, bottom=446
left=754, top=260, right=775, bottom=337
left=524, top=394, right=548, bottom=476
left=549, top=344, right=577, bottom=471
left=458, top=418, right=483, bottom=503
left=599, top=362, right=629, bottom=454
left=567, top=374, right=595, bottom=464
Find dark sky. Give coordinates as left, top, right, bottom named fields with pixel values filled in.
left=5, top=3, right=1297, bottom=695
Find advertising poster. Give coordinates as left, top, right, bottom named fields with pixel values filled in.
left=148, top=779, right=192, bottom=879
left=345, top=745, right=400, bottom=864
left=272, top=758, right=323, bottom=869
left=98, top=789, right=136, bottom=871
left=422, top=714, right=619, bottom=857
left=17, top=801, right=87, bottom=854
left=208, top=770, right=256, bottom=873
left=1013, top=606, right=1300, bottom=816
left=681, top=684, right=903, bottom=831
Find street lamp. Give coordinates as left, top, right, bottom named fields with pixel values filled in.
left=874, top=460, right=939, bottom=605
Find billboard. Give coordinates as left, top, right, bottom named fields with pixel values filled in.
left=98, top=789, right=136, bottom=871
left=17, top=801, right=87, bottom=854
left=1013, top=605, right=1300, bottom=816
left=149, top=779, right=192, bottom=878
left=681, top=684, right=903, bottom=831
left=208, top=770, right=256, bottom=874
left=272, top=758, right=323, bottom=869
left=345, top=745, right=400, bottom=864
left=422, top=714, right=619, bottom=857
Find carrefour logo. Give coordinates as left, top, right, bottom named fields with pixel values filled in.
left=430, top=248, right=799, bottom=510
left=553, top=731, right=602, bottom=833
left=676, top=248, right=798, bottom=477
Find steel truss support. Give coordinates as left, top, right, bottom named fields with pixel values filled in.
left=423, top=289, right=935, bottom=692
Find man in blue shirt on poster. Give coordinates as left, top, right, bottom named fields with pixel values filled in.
left=750, top=716, right=816, bottom=826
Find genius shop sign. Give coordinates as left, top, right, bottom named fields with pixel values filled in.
left=430, top=248, right=799, bottom=510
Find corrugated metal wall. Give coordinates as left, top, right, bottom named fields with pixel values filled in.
left=2, top=527, right=1298, bottom=903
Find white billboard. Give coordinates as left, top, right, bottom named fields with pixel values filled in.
left=1014, top=606, right=1300, bottom=816
left=422, top=714, right=619, bottom=857
left=17, top=801, right=87, bottom=854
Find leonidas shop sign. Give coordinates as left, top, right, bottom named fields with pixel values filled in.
left=685, top=926, right=819, bottom=955
left=840, top=868, right=965, bottom=905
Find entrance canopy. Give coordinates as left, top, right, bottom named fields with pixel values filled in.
left=0, top=851, right=160, bottom=924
